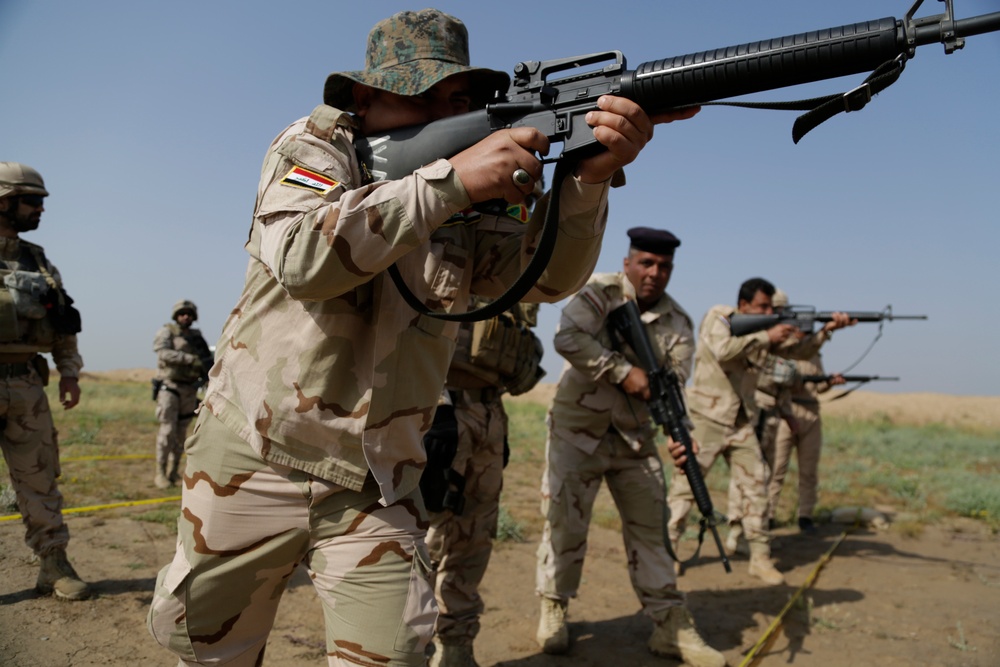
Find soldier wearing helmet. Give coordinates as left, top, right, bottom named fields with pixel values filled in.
left=151, top=299, right=212, bottom=489
left=0, top=162, right=88, bottom=600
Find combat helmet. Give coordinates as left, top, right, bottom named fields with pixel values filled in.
left=772, top=289, right=789, bottom=309
left=0, top=162, right=49, bottom=199
left=172, top=300, right=198, bottom=322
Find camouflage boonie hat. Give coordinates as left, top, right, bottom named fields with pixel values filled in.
left=323, top=9, right=510, bottom=111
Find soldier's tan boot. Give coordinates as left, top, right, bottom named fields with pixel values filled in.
left=649, top=606, right=726, bottom=667
left=428, top=638, right=480, bottom=667
left=748, top=543, right=785, bottom=585
left=154, top=461, right=170, bottom=489
left=536, top=597, right=569, bottom=654
left=167, top=454, right=183, bottom=487
left=36, top=548, right=91, bottom=601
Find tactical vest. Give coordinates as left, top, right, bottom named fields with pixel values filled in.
left=0, top=241, right=70, bottom=349
left=467, top=301, right=545, bottom=396
left=158, top=323, right=211, bottom=383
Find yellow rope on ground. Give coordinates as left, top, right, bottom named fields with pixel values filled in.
left=61, top=454, right=154, bottom=462
left=0, top=495, right=181, bottom=522
left=738, top=528, right=850, bottom=667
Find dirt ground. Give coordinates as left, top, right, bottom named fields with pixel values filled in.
left=1, top=379, right=998, bottom=667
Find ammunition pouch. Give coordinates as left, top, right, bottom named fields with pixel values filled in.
left=765, top=356, right=796, bottom=387
left=0, top=287, right=19, bottom=342
left=41, top=289, right=82, bottom=335
left=469, top=313, right=545, bottom=396
left=3, top=271, right=49, bottom=319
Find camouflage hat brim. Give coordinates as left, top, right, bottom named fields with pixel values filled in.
left=324, top=62, right=509, bottom=112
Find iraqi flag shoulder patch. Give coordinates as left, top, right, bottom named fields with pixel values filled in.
left=280, top=166, right=340, bottom=195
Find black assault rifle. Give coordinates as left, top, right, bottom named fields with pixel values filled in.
left=801, top=374, right=900, bottom=383
left=729, top=307, right=927, bottom=337
left=358, top=0, right=999, bottom=323
left=607, top=300, right=730, bottom=573
left=357, top=0, right=1000, bottom=180
left=803, top=374, right=900, bottom=400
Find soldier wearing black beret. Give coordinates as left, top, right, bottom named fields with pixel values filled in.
left=536, top=226, right=726, bottom=667
left=627, top=226, right=681, bottom=256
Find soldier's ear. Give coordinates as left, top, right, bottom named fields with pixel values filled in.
left=353, top=83, right=375, bottom=116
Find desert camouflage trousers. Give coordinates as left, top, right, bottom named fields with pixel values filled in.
left=668, top=413, right=771, bottom=546
left=762, top=402, right=823, bottom=519
left=147, top=411, right=437, bottom=666
left=536, top=429, right=684, bottom=615
left=155, top=381, right=198, bottom=467
left=0, top=371, right=69, bottom=557
left=425, top=389, right=506, bottom=645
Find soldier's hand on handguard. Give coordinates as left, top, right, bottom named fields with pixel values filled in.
left=829, top=373, right=847, bottom=386
left=620, top=366, right=651, bottom=400
left=574, top=97, right=699, bottom=185
left=821, top=312, right=858, bottom=333
left=59, top=376, right=81, bottom=410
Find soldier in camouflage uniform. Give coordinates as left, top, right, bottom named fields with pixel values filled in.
left=748, top=288, right=797, bottom=539
left=534, top=228, right=724, bottom=667
left=760, top=290, right=846, bottom=536
left=151, top=299, right=212, bottom=489
left=146, top=9, right=694, bottom=666
left=667, top=278, right=852, bottom=585
left=0, top=162, right=88, bottom=601
left=423, top=295, right=543, bottom=667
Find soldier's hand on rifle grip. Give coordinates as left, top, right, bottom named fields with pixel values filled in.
left=620, top=365, right=651, bottom=400
left=767, top=323, right=799, bottom=344
left=449, top=128, right=548, bottom=205
left=666, top=435, right=698, bottom=469
left=821, top=311, right=857, bottom=332
left=575, top=97, right=700, bottom=185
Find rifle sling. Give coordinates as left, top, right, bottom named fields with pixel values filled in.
left=696, top=55, right=908, bottom=143
left=388, top=158, right=576, bottom=323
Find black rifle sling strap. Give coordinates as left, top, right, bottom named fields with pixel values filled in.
left=695, top=55, right=908, bottom=144
left=388, top=158, right=577, bottom=323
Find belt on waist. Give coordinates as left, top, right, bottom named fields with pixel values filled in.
left=0, top=362, right=32, bottom=379
left=449, top=386, right=501, bottom=404
left=792, top=398, right=820, bottom=407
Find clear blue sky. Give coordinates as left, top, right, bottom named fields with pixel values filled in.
left=2, top=1, right=997, bottom=395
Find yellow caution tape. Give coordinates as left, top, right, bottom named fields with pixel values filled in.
left=739, top=528, right=850, bottom=667
left=61, top=454, right=155, bottom=462
left=0, top=495, right=181, bottom=522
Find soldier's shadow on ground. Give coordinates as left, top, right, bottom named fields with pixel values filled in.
left=491, top=582, right=866, bottom=667
left=768, top=524, right=960, bottom=571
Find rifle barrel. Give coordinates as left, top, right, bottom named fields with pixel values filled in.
left=801, top=374, right=900, bottom=382
left=914, top=12, right=1000, bottom=45
left=622, top=11, right=1000, bottom=112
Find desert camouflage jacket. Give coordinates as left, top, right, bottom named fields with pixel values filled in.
left=0, top=236, right=82, bottom=377
left=686, top=304, right=830, bottom=428
left=548, top=272, right=695, bottom=453
left=204, top=104, right=610, bottom=504
left=153, top=323, right=209, bottom=385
